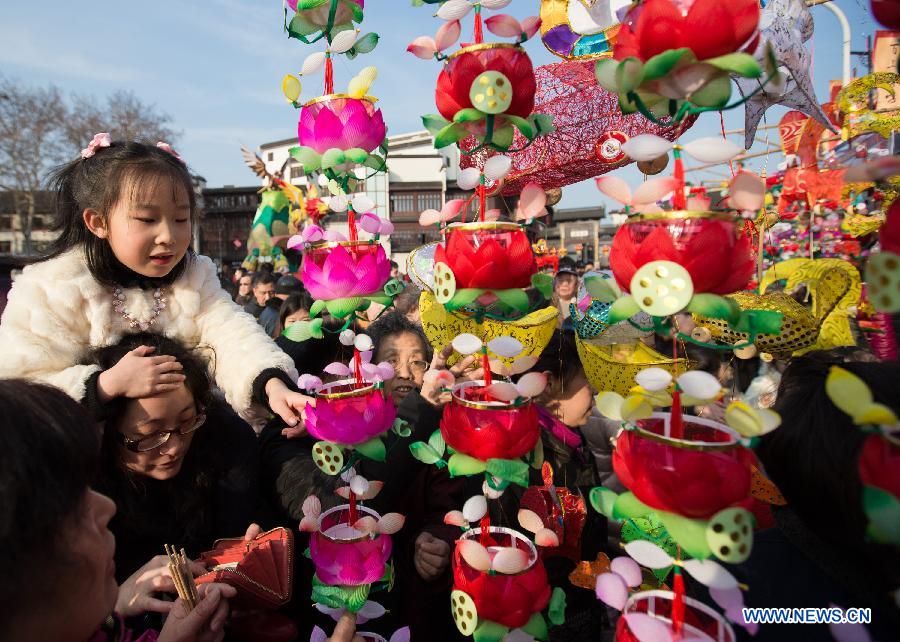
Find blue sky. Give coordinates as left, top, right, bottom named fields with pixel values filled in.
left=0, top=0, right=881, bottom=210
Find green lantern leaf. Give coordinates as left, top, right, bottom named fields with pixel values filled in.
left=422, top=114, right=451, bottom=136
left=346, top=583, right=371, bottom=612
left=321, top=148, right=347, bottom=170
left=522, top=613, right=548, bottom=640
left=608, top=295, right=641, bottom=324
left=658, top=511, right=712, bottom=559
left=584, top=276, right=619, bottom=303
left=642, top=48, right=692, bottom=81
left=344, top=147, right=368, bottom=164
left=289, top=146, right=321, bottom=172
left=528, top=438, right=544, bottom=470
left=494, top=288, right=530, bottom=312
left=282, top=317, right=324, bottom=342
left=615, top=57, right=645, bottom=93
left=392, top=418, right=412, bottom=437
left=530, top=113, right=555, bottom=136
left=409, top=441, right=441, bottom=465
left=324, top=296, right=365, bottom=319
left=352, top=32, right=379, bottom=54
left=296, top=0, right=329, bottom=8
left=705, top=52, right=762, bottom=78
left=473, top=621, right=509, bottom=642
left=447, top=452, right=487, bottom=476
left=435, top=123, right=469, bottom=149
left=548, top=587, right=567, bottom=626
left=531, top=272, right=554, bottom=299
left=288, top=13, right=321, bottom=37
left=618, top=94, right=639, bottom=115
left=453, top=108, right=486, bottom=123
left=363, top=153, right=387, bottom=171
left=428, top=429, right=446, bottom=456
left=863, top=485, right=900, bottom=545
left=594, top=58, right=620, bottom=92
left=612, top=491, right=654, bottom=520
left=688, top=72, right=732, bottom=108
left=486, top=458, right=530, bottom=487
left=589, top=486, right=619, bottom=518
left=687, top=294, right=740, bottom=324
left=446, top=288, right=485, bottom=310
left=506, top=115, right=535, bottom=140
left=490, top=125, right=515, bottom=150
left=355, top=437, right=386, bottom=462
left=310, top=299, right=326, bottom=317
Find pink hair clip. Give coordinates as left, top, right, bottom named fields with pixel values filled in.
left=81, top=133, right=111, bottom=159
left=156, top=142, right=185, bottom=164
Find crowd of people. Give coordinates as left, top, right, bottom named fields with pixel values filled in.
left=0, top=138, right=897, bottom=642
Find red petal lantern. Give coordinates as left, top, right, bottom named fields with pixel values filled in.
left=859, top=433, right=900, bottom=501
left=434, top=222, right=536, bottom=290
left=440, top=381, right=540, bottom=461
left=612, top=413, right=755, bottom=519
left=616, top=590, right=736, bottom=642
left=610, top=212, right=754, bottom=295
left=452, top=527, right=551, bottom=629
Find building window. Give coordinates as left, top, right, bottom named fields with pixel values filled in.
left=290, top=164, right=305, bottom=180
left=31, top=215, right=44, bottom=230
left=0, top=241, right=10, bottom=254
left=0, top=215, right=11, bottom=231
left=267, top=152, right=274, bottom=161
left=418, top=193, right=442, bottom=211
left=390, top=193, right=415, bottom=213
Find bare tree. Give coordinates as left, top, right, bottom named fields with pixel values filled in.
left=63, top=90, right=179, bottom=154
left=0, top=75, right=68, bottom=255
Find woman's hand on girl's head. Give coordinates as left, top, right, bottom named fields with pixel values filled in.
left=98, top=345, right=186, bottom=401
left=157, top=583, right=236, bottom=642
left=115, top=554, right=207, bottom=618
left=266, top=378, right=314, bottom=435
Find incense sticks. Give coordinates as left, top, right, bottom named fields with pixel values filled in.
left=165, top=544, right=198, bottom=611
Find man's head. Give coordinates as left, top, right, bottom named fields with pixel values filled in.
left=274, top=274, right=303, bottom=301
left=251, top=272, right=277, bottom=306
left=554, top=257, right=579, bottom=300
left=367, top=312, right=433, bottom=407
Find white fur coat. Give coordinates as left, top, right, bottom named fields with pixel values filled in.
left=0, top=249, right=297, bottom=419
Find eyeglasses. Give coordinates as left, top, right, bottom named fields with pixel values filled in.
left=385, top=358, right=429, bottom=374
left=117, top=413, right=206, bottom=453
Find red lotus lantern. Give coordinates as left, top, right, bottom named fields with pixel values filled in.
left=441, top=381, right=540, bottom=462
left=434, top=222, right=536, bottom=291
left=859, top=433, right=900, bottom=505
left=610, top=212, right=754, bottom=296
left=616, top=590, right=736, bottom=642
left=612, top=413, right=755, bottom=519
left=452, top=527, right=551, bottom=630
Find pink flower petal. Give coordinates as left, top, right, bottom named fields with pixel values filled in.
left=485, top=14, right=523, bottom=38
left=324, top=362, right=352, bottom=376
left=596, top=176, right=633, bottom=205
left=610, top=556, right=642, bottom=588
left=632, top=177, right=678, bottom=206
left=407, top=35, right=437, bottom=59
left=515, top=182, right=547, bottom=220
left=521, top=16, right=542, bottom=40
left=595, top=572, right=629, bottom=610
left=623, top=613, right=674, bottom=642
left=440, top=199, right=466, bottom=222
left=419, top=209, right=441, bottom=226
left=378, top=219, right=394, bottom=235
left=358, top=212, right=382, bottom=234
left=435, top=20, right=461, bottom=52
left=729, top=171, right=765, bottom=211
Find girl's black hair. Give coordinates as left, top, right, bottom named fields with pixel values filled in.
left=0, top=380, right=101, bottom=632
left=89, top=333, right=216, bottom=561
left=275, top=292, right=314, bottom=338
left=45, top=140, right=197, bottom=286
left=532, top=330, right=587, bottom=400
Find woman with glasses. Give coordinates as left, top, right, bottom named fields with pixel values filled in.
left=85, top=332, right=264, bottom=588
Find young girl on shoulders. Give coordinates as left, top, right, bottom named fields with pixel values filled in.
left=0, top=135, right=310, bottom=426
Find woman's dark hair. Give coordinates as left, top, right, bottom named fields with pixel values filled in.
left=367, top=311, right=433, bottom=362
left=758, top=351, right=900, bottom=551
left=276, top=292, right=314, bottom=337
left=0, top=380, right=101, bottom=632
left=531, top=330, right=586, bottom=400
left=45, top=141, right=197, bottom=286
left=89, top=333, right=216, bottom=552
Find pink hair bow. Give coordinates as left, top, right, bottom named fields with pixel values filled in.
left=156, top=142, right=184, bottom=164
left=81, top=133, right=111, bottom=159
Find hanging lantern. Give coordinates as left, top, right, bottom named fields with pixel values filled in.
left=616, top=591, right=737, bottom=642
left=298, top=95, right=386, bottom=154
left=300, top=241, right=392, bottom=319
left=309, top=505, right=394, bottom=586
left=305, top=380, right=396, bottom=448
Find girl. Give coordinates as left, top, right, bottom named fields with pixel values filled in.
left=0, top=137, right=309, bottom=426
left=0, top=378, right=234, bottom=642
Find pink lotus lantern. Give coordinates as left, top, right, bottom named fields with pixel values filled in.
left=616, top=591, right=736, bottom=642
left=305, top=380, right=396, bottom=446
left=613, top=413, right=755, bottom=520
left=299, top=96, right=386, bottom=154
left=440, top=381, right=540, bottom=462
left=300, top=241, right=391, bottom=319
left=310, top=505, right=394, bottom=586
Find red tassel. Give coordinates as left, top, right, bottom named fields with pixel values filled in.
left=474, top=6, right=483, bottom=44
left=673, top=148, right=686, bottom=210
left=347, top=204, right=358, bottom=242
left=324, top=54, right=334, bottom=95
left=353, top=348, right=363, bottom=388
left=482, top=349, right=492, bottom=388
left=479, top=514, right=491, bottom=547
left=672, top=568, right=686, bottom=636
left=477, top=180, right=486, bottom=222
left=348, top=493, right=358, bottom=527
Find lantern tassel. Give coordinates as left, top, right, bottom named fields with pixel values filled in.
left=349, top=493, right=358, bottom=528
left=347, top=204, right=358, bottom=242
left=474, top=5, right=483, bottom=44
left=672, top=566, right=686, bottom=637
left=324, top=53, right=334, bottom=95
left=353, top=347, right=364, bottom=388
left=672, top=147, right=686, bottom=210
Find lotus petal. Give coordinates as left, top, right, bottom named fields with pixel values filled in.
left=329, top=194, right=349, bottom=212
left=622, top=613, right=673, bottom=642
left=311, top=626, right=328, bottom=642
left=677, top=370, right=721, bottom=401
left=340, top=467, right=356, bottom=483
left=595, top=572, right=628, bottom=610
left=515, top=183, right=547, bottom=220
left=516, top=372, right=548, bottom=398
left=457, top=167, right=481, bottom=191
left=376, top=362, right=395, bottom=381
left=353, top=516, right=379, bottom=534
left=622, top=134, right=672, bottom=162
left=330, top=28, right=360, bottom=54
left=492, top=547, right=530, bottom=574
left=480, top=0, right=512, bottom=8
left=324, top=229, right=347, bottom=242
left=389, top=626, right=411, bottom=642
left=419, top=209, right=442, bottom=226
left=621, top=395, right=654, bottom=423
left=356, top=480, right=383, bottom=501
left=377, top=512, right=406, bottom=535
left=335, top=486, right=352, bottom=500
left=301, top=51, right=326, bottom=76
left=729, top=171, right=765, bottom=211
left=485, top=14, right=523, bottom=38
left=452, top=333, right=483, bottom=355
left=683, top=137, right=743, bottom=164
left=435, top=19, right=461, bottom=52
left=358, top=212, right=382, bottom=234
left=339, top=329, right=356, bottom=346
left=299, top=515, right=320, bottom=532
left=484, top=155, right=512, bottom=182
left=488, top=359, right=511, bottom=377
left=378, top=219, right=393, bottom=235
left=297, top=374, right=323, bottom=391
left=407, top=35, right=438, bottom=59
left=595, top=176, right=633, bottom=205
left=354, top=334, right=374, bottom=352
left=349, top=475, right=369, bottom=497
left=487, top=381, right=520, bottom=402
left=302, top=495, right=322, bottom=518
left=683, top=559, right=738, bottom=590
left=352, top=194, right=375, bottom=213
left=710, top=586, right=744, bottom=613
left=509, top=356, right=538, bottom=375
left=459, top=539, right=492, bottom=572
left=535, top=528, right=560, bottom=547
left=610, top=556, right=642, bottom=588
left=596, top=391, right=625, bottom=421
left=624, top=540, right=674, bottom=569
left=282, top=74, right=302, bottom=102
left=518, top=508, right=545, bottom=534
left=436, top=0, right=473, bottom=21
left=520, top=15, right=542, bottom=40
left=444, top=510, right=467, bottom=527
left=487, top=335, right=523, bottom=358
left=635, top=367, right=673, bottom=392
left=441, top=199, right=466, bottom=222
left=462, top=494, right=488, bottom=523
left=632, top=177, right=678, bottom=207
left=324, top=362, right=352, bottom=376
left=482, top=478, right=505, bottom=500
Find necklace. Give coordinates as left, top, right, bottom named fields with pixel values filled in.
left=112, top=287, right=167, bottom=331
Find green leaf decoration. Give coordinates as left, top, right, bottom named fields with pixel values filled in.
left=584, top=276, right=619, bottom=303
left=658, top=512, right=712, bottom=559
left=410, top=441, right=442, bottom=465
left=363, top=153, right=387, bottom=171
left=435, top=123, right=469, bottom=149
left=494, top=288, right=530, bottom=313
left=642, top=48, right=692, bottom=81
left=594, top=58, right=619, bottom=92
left=422, top=114, right=451, bottom=136
left=548, top=587, right=567, bottom=626
left=453, top=108, right=486, bottom=123
left=447, top=452, right=487, bottom=476
left=324, top=297, right=365, bottom=319
left=612, top=492, right=653, bottom=520
left=321, top=148, right=346, bottom=170
left=344, top=147, right=368, bottom=164
left=522, top=613, right=548, bottom=640
left=355, top=437, right=386, bottom=462
left=589, top=486, right=619, bottom=518
left=392, top=418, right=412, bottom=438
left=473, top=621, right=509, bottom=642
left=506, top=115, right=535, bottom=140
left=687, top=294, right=740, bottom=324
left=738, top=309, right=783, bottom=335
left=689, top=73, right=732, bottom=109
left=282, top=318, right=324, bottom=342
left=346, top=583, right=371, bottom=612
left=530, top=113, right=555, bottom=135
left=428, top=429, right=446, bottom=456
left=353, top=32, right=379, bottom=54
left=296, top=0, right=329, bottom=9
left=288, top=13, right=321, bottom=37
left=615, top=57, right=644, bottom=93
left=310, top=299, right=326, bottom=317
left=486, top=458, right=530, bottom=487
left=705, top=52, right=762, bottom=78
left=621, top=515, right=677, bottom=583
left=490, top=125, right=515, bottom=150
left=383, top=278, right=406, bottom=297
left=608, top=295, right=641, bottom=323
left=531, top=272, right=553, bottom=299
left=345, top=0, right=364, bottom=22
left=863, top=485, right=900, bottom=546
left=446, top=288, right=485, bottom=310
left=618, top=93, right=639, bottom=115
left=289, top=146, right=321, bottom=172
left=529, top=437, right=545, bottom=470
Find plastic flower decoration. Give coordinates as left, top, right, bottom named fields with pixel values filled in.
left=595, top=0, right=775, bottom=123
left=408, top=0, right=554, bottom=153
left=285, top=0, right=369, bottom=47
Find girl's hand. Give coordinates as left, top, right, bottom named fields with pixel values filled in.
left=420, top=346, right=483, bottom=408
left=115, top=554, right=207, bottom=618
left=98, top=346, right=185, bottom=401
left=265, top=378, right=315, bottom=437
left=157, top=584, right=236, bottom=642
